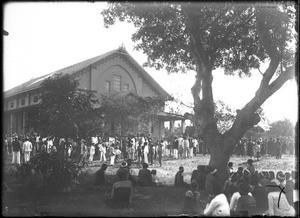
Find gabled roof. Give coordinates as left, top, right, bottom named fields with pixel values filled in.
left=4, top=48, right=172, bottom=100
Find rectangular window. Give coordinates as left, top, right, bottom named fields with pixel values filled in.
left=10, top=101, right=14, bottom=108
left=113, top=75, right=121, bottom=92
left=33, top=95, right=39, bottom=103
left=105, top=81, right=111, bottom=93
left=124, top=84, right=129, bottom=92
left=21, top=99, right=25, bottom=106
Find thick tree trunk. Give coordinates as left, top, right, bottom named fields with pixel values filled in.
left=205, top=133, right=239, bottom=184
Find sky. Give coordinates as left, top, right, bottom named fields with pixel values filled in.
left=3, top=2, right=298, bottom=126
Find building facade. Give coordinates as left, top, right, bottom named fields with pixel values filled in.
left=3, top=47, right=185, bottom=139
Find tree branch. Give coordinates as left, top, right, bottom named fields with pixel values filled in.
left=267, top=63, right=295, bottom=96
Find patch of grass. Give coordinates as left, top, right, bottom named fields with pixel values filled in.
left=3, top=153, right=296, bottom=216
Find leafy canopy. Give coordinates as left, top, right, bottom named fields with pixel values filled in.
left=27, top=73, right=101, bottom=138
left=102, top=2, right=296, bottom=76
left=100, top=92, right=165, bottom=135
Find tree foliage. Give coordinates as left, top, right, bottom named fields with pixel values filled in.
left=266, top=118, right=295, bottom=138
left=102, top=2, right=297, bottom=182
left=27, top=73, right=101, bottom=138
left=102, top=2, right=296, bottom=75
left=99, top=92, right=165, bottom=136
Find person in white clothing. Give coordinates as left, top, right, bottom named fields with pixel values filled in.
left=204, top=193, right=231, bottom=216
left=99, top=143, right=106, bottom=162
left=22, top=138, right=33, bottom=163
left=143, top=142, right=149, bottom=164
left=266, top=181, right=296, bottom=216
left=110, top=145, right=116, bottom=166
left=91, top=135, right=99, bottom=145
left=89, top=144, right=95, bottom=163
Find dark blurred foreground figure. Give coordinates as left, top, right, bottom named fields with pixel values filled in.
left=205, top=166, right=222, bottom=198
left=234, top=183, right=258, bottom=217
left=138, top=163, right=153, bottom=187
left=182, top=182, right=201, bottom=215
left=95, top=163, right=110, bottom=186
left=174, top=166, right=189, bottom=188
left=106, top=170, right=133, bottom=209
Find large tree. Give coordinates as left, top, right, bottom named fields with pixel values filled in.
left=102, top=2, right=297, bottom=182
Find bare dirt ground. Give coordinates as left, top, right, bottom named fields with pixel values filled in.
left=2, top=153, right=297, bottom=216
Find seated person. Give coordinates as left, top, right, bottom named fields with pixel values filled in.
left=205, top=166, right=222, bottom=197
left=223, top=172, right=239, bottom=201
left=182, top=183, right=201, bottom=215
left=230, top=182, right=253, bottom=212
left=116, top=162, right=131, bottom=180
left=203, top=191, right=230, bottom=216
left=174, top=166, right=189, bottom=188
left=252, top=173, right=268, bottom=211
left=95, top=163, right=110, bottom=186
left=107, top=170, right=133, bottom=209
left=266, top=181, right=295, bottom=216
left=138, top=163, right=153, bottom=187
left=235, top=183, right=258, bottom=216
left=151, top=169, right=162, bottom=186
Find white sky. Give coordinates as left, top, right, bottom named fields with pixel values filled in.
left=3, top=2, right=298, bottom=125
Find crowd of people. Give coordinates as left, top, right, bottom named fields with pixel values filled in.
left=96, top=158, right=298, bottom=216
left=4, top=132, right=295, bottom=167
left=3, top=132, right=298, bottom=216
left=234, top=137, right=295, bottom=159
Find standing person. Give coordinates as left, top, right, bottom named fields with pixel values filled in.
left=173, top=137, right=179, bottom=159
left=89, top=144, right=95, bottom=164
left=99, top=142, right=107, bottom=162
left=22, top=137, right=32, bottom=163
left=177, top=135, right=184, bottom=158
left=192, top=138, right=198, bottom=157
left=157, top=140, right=163, bottom=167
left=275, top=138, right=282, bottom=159
left=254, top=139, right=261, bottom=161
left=109, top=144, right=116, bottom=166
left=188, top=136, right=194, bottom=158
left=143, top=142, right=149, bottom=164
left=183, top=136, right=189, bottom=158
left=81, top=140, right=88, bottom=167
left=12, top=136, right=21, bottom=165
left=148, top=139, right=154, bottom=165
left=115, top=145, right=121, bottom=163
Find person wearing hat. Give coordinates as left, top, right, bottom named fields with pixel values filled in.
left=174, top=166, right=189, bottom=188
left=117, top=162, right=131, bottom=181
left=12, top=136, right=21, bottom=165
left=22, top=137, right=33, bottom=163
left=138, top=163, right=153, bottom=187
